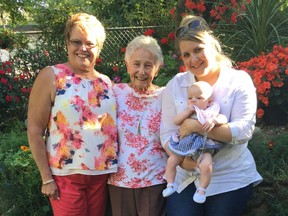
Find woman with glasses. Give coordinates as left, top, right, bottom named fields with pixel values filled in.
left=108, top=35, right=167, bottom=216
left=160, top=15, right=262, bottom=216
left=27, top=13, right=117, bottom=216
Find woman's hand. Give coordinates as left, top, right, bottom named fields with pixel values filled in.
left=42, top=181, right=59, bottom=200
left=179, top=118, right=201, bottom=139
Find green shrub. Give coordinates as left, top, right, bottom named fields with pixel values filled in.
left=0, top=121, right=52, bottom=216
left=244, top=126, right=288, bottom=216
left=0, top=29, right=29, bottom=50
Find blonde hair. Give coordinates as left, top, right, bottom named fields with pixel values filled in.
left=176, top=15, right=232, bottom=68
left=64, top=13, right=106, bottom=51
left=125, top=35, right=163, bottom=68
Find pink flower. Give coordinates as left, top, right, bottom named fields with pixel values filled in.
left=113, top=76, right=121, bottom=83
left=44, top=50, right=49, bottom=57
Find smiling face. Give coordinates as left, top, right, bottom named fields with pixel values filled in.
left=179, top=40, right=219, bottom=80
left=126, top=48, right=160, bottom=91
left=67, top=27, right=99, bottom=73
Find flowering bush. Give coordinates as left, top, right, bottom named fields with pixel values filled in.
left=174, top=0, right=252, bottom=25
left=0, top=44, right=68, bottom=130
left=0, top=61, right=31, bottom=128
left=237, top=45, right=288, bottom=124
left=1, top=0, right=287, bottom=125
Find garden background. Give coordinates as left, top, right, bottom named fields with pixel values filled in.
left=1, top=0, right=288, bottom=215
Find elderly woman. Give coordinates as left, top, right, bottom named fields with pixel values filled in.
left=108, top=35, right=168, bottom=216
left=27, top=13, right=118, bottom=216
left=160, top=15, right=262, bottom=216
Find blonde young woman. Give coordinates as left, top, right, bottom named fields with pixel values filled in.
left=27, top=13, right=117, bottom=216
left=160, top=15, right=262, bottom=216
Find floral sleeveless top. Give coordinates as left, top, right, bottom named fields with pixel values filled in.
left=46, top=64, right=118, bottom=175
left=108, top=83, right=168, bottom=188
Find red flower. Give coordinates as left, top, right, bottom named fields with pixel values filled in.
left=5, top=61, right=12, bottom=65
left=15, top=96, right=20, bottom=102
left=19, top=74, right=26, bottom=80
left=185, top=0, right=197, bottom=10
left=179, top=65, right=187, bottom=73
left=120, top=47, right=126, bottom=53
left=267, top=140, right=275, bottom=149
left=197, top=0, right=206, bottom=12
left=210, top=9, right=217, bottom=18
left=0, top=69, right=5, bottom=75
left=230, top=13, right=237, bottom=23
left=256, top=108, right=264, bottom=119
left=168, top=32, right=175, bottom=40
left=5, top=95, right=13, bottom=102
left=160, top=38, right=168, bottom=44
left=96, top=58, right=102, bottom=65
left=112, top=66, right=119, bottom=72
left=5, top=67, right=12, bottom=73
left=144, top=29, right=155, bottom=36
left=237, top=45, right=288, bottom=119
left=170, top=8, right=175, bottom=15
left=21, top=88, right=29, bottom=93
left=1, top=77, right=8, bottom=84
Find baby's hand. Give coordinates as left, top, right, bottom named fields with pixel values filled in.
left=186, top=105, right=195, bottom=114
left=202, top=121, right=215, bottom=132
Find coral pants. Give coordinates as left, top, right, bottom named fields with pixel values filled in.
left=50, top=174, right=108, bottom=216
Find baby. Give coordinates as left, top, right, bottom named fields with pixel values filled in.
left=162, top=81, right=227, bottom=203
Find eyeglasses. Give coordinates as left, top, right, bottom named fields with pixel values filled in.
left=175, top=20, right=201, bottom=39
left=69, top=39, right=97, bottom=49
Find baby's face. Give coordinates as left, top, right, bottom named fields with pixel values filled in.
left=187, top=85, right=211, bottom=109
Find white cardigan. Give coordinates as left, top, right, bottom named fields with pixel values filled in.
left=160, top=67, right=262, bottom=196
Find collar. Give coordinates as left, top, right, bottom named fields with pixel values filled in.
left=180, top=71, right=196, bottom=88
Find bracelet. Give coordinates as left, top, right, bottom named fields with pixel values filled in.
left=42, top=179, right=55, bottom=186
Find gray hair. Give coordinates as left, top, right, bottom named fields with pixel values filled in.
left=125, top=35, right=163, bottom=68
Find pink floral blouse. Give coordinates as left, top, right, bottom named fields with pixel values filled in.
left=46, top=64, right=118, bottom=176
left=108, top=83, right=168, bottom=188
